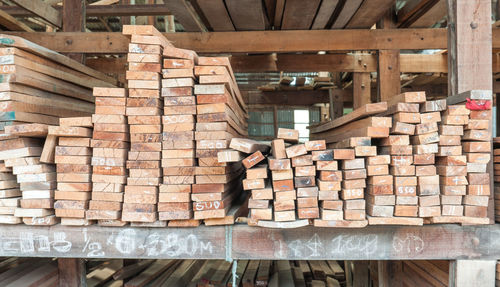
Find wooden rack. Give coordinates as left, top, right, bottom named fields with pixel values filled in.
left=0, top=224, right=499, bottom=261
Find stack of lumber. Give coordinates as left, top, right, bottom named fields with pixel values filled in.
left=242, top=129, right=350, bottom=227
left=3, top=124, right=57, bottom=225
left=0, top=134, right=22, bottom=224
left=122, top=26, right=164, bottom=224
left=51, top=117, right=93, bottom=226
left=413, top=98, right=442, bottom=220
left=160, top=34, right=197, bottom=226
left=229, top=138, right=269, bottom=223
left=87, top=88, right=128, bottom=226
left=0, top=258, right=58, bottom=286
left=494, top=137, right=500, bottom=222
left=431, top=91, right=492, bottom=224
left=103, top=259, right=345, bottom=286
left=434, top=102, right=468, bottom=220
left=0, top=34, right=114, bottom=130
left=307, top=90, right=491, bottom=226
left=192, top=56, right=248, bottom=223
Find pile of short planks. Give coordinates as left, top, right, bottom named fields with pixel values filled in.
left=308, top=90, right=492, bottom=226
left=0, top=34, right=115, bottom=225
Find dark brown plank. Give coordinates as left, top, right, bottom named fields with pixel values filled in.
left=225, top=0, right=268, bottom=30
left=281, top=0, right=321, bottom=30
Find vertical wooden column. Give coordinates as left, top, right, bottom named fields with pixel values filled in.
left=63, top=0, right=85, bottom=63
left=273, top=105, right=279, bottom=137
left=58, top=258, right=86, bottom=287
left=330, top=89, right=344, bottom=119
left=352, top=261, right=370, bottom=287
left=447, top=0, right=494, bottom=222
left=353, top=72, right=371, bottom=109
left=447, top=0, right=492, bottom=95
left=377, top=10, right=401, bottom=102
left=449, top=260, right=495, bottom=286
left=378, top=261, right=402, bottom=287
left=121, top=0, right=131, bottom=25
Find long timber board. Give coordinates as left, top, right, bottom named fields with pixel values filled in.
left=0, top=224, right=499, bottom=260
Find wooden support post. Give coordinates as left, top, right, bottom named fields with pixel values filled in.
left=353, top=72, right=371, bottom=109
left=378, top=261, right=402, bottom=287
left=121, top=0, right=130, bottom=25
left=449, top=260, right=495, bottom=286
left=447, top=0, right=494, bottom=222
left=447, top=0, right=492, bottom=95
left=352, top=261, right=370, bottom=287
left=63, top=0, right=85, bottom=63
left=377, top=10, right=401, bottom=102
left=330, top=89, right=344, bottom=119
left=273, top=105, right=279, bottom=137
left=58, top=258, right=86, bottom=287
left=344, top=261, right=353, bottom=287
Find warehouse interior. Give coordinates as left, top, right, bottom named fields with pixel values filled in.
left=0, top=0, right=496, bottom=286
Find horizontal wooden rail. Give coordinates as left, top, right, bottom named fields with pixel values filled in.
left=0, top=224, right=499, bottom=260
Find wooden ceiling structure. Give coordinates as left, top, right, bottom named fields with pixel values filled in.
left=0, top=0, right=495, bottom=108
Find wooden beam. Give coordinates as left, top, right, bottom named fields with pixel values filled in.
left=411, top=0, right=446, bottom=28
left=1, top=4, right=172, bottom=17
left=58, top=258, right=86, bottom=287
left=3, top=28, right=449, bottom=54
left=195, top=0, right=235, bottom=31
left=311, top=0, right=340, bottom=29
left=280, top=0, right=321, bottom=30
left=10, top=0, right=62, bottom=28
left=0, top=9, right=33, bottom=31
left=346, top=0, right=396, bottom=29
left=226, top=0, right=268, bottom=30
left=120, top=0, right=130, bottom=25
left=231, top=53, right=450, bottom=73
left=378, top=261, right=403, bottom=287
left=378, top=50, right=401, bottom=101
left=331, top=88, right=344, bottom=119
left=245, top=89, right=351, bottom=106
left=63, top=0, right=85, bottom=63
left=353, top=72, right=371, bottom=109
left=274, top=0, right=285, bottom=29
left=377, top=10, right=401, bottom=102
left=331, top=0, right=363, bottom=28
left=449, top=260, right=495, bottom=287
left=164, top=0, right=207, bottom=32
left=447, top=0, right=492, bottom=95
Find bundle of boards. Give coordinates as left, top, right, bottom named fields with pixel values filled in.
left=0, top=34, right=114, bottom=130
left=113, top=259, right=345, bottom=287
left=0, top=34, right=115, bottom=225
left=83, top=25, right=247, bottom=227
left=308, top=90, right=492, bottom=226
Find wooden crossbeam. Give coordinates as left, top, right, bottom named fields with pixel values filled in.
left=0, top=4, right=172, bottom=17
left=10, top=0, right=62, bottom=28
left=3, top=28, right=450, bottom=54
left=0, top=9, right=33, bottom=32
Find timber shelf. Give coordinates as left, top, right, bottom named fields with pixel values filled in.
left=0, top=224, right=499, bottom=260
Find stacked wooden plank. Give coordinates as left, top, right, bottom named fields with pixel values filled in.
left=87, top=88, right=128, bottom=226
left=51, top=117, right=93, bottom=226
left=0, top=134, right=22, bottom=224
left=431, top=91, right=492, bottom=224
left=322, top=143, right=368, bottom=226
left=494, top=137, right=500, bottom=222
left=193, top=57, right=248, bottom=223
left=122, top=26, right=164, bottom=224
left=413, top=99, right=443, bottom=220
left=160, top=41, right=197, bottom=226
left=433, top=101, right=468, bottom=220
left=225, top=138, right=269, bottom=223
left=0, top=34, right=114, bottom=130
left=2, top=124, right=57, bottom=225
